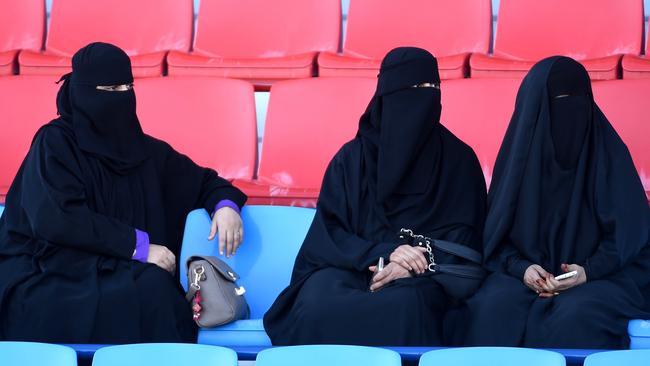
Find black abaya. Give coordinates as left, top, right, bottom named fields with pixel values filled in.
left=0, top=43, right=246, bottom=343
left=263, top=48, right=487, bottom=346
left=455, top=57, right=650, bottom=349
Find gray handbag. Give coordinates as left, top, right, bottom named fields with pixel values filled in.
left=186, top=255, right=250, bottom=327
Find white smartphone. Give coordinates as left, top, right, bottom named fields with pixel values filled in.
left=554, top=270, right=578, bottom=281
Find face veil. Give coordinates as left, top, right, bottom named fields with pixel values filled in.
left=56, top=42, right=147, bottom=173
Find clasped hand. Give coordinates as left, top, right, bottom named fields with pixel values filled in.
left=523, top=263, right=587, bottom=297
left=368, top=245, right=429, bottom=291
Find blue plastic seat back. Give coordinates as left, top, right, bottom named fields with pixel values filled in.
left=420, top=347, right=566, bottom=366
left=92, top=343, right=237, bottom=366
left=0, top=342, right=77, bottom=366
left=180, top=205, right=316, bottom=318
left=0, top=205, right=4, bottom=216
left=584, top=350, right=650, bottom=366
left=256, top=345, right=401, bottom=366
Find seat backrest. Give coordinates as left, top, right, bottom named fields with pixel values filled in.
left=256, top=345, right=401, bottom=366
left=420, top=348, right=565, bottom=366
left=0, top=76, right=59, bottom=196
left=344, top=0, right=491, bottom=59
left=180, top=206, right=316, bottom=318
left=259, top=77, right=375, bottom=188
left=92, top=344, right=237, bottom=366
left=46, top=0, right=192, bottom=56
left=0, top=342, right=77, bottom=366
left=135, top=77, right=257, bottom=180
left=440, top=78, right=522, bottom=186
left=584, top=350, right=650, bottom=366
left=0, top=0, right=44, bottom=52
left=193, top=0, right=340, bottom=58
left=592, top=79, right=650, bottom=193
left=495, top=0, right=643, bottom=60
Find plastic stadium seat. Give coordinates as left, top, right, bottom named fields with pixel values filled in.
left=584, top=350, right=650, bottom=366
left=134, top=77, right=257, bottom=180
left=18, top=0, right=192, bottom=77
left=0, top=342, right=77, bottom=366
left=592, top=80, right=650, bottom=196
left=167, top=0, right=340, bottom=88
left=234, top=77, right=375, bottom=207
left=256, top=345, right=401, bottom=366
left=471, top=0, right=643, bottom=80
left=318, top=0, right=491, bottom=80
left=179, top=206, right=316, bottom=346
left=92, top=344, right=237, bottom=366
left=0, top=0, right=45, bottom=76
left=440, top=78, right=522, bottom=186
left=622, top=33, right=650, bottom=79
left=420, top=347, right=565, bottom=366
left=628, top=320, right=650, bottom=349
left=0, top=76, right=59, bottom=201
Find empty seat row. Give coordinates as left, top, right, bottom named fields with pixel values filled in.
left=0, top=75, right=648, bottom=204
left=7, top=341, right=649, bottom=366
left=2, top=0, right=650, bottom=84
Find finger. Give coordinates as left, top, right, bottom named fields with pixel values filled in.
left=373, top=266, right=392, bottom=283
left=233, top=231, right=242, bottom=255
left=226, top=229, right=234, bottom=258
left=415, top=246, right=428, bottom=253
left=534, top=266, right=550, bottom=278
left=394, top=255, right=413, bottom=272
left=368, top=266, right=377, bottom=272
left=402, top=250, right=423, bottom=273
left=404, top=247, right=427, bottom=273
left=218, top=224, right=226, bottom=256
left=208, top=219, right=218, bottom=241
left=538, top=292, right=556, bottom=298
left=370, top=277, right=391, bottom=292
left=537, top=278, right=555, bottom=293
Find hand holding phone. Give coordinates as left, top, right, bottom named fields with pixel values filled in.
left=554, top=270, right=578, bottom=281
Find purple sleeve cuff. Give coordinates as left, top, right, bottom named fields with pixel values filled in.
left=133, top=229, right=150, bottom=263
left=214, top=199, right=241, bottom=215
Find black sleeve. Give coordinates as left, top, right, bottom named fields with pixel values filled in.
left=162, top=144, right=247, bottom=213
left=297, top=151, right=396, bottom=275
left=21, top=128, right=136, bottom=259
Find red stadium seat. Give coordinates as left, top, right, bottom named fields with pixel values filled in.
left=318, top=0, right=491, bottom=80
left=0, top=76, right=59, bottom=200
left=233, top=77, right=376, bottom=206
left=622, top=32, right=650, bottom=79
left=18, top=0, right=192, bottom=77
left=592, top=79, right=650, bottom=196
left=167, top=0, right=340, bottom=89
left=440, top=78, right=521, bottom=186
left=471, top=0, right=643, bottom=80
left=0, top=0, right=45, bottom=76
left=135, top=77, right=257, bottom=180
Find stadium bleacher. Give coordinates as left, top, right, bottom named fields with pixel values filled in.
left=1, top=0, right=649, bottom=364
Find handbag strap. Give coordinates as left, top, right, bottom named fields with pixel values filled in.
left=429, top=263, right=486, bottom=280
left=432, top=239, right=482, bottom=264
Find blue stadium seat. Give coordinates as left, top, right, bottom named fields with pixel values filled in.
left=0, top=342, right=77, bottom=366
left=629, top=320, right=650, bottom=349
left=256, top=345, right=401, bottom=366
left=0, top=205, right=4, bottom=216
left=92, top=343, right=237, bottom=366
left=419, top=347, right=566, bottom=366
left=179, top=205, right=316, bottom=346
left=584, top=349, right=650, bottom=366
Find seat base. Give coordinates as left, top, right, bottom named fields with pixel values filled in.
left=167, top=51, right=316, bottom=88
left=0, top=50, right=18, bottom=76
left=622, top=55, right=650, bottom=79
left=470, top=53, right=621, bottom=80
left=18, top=50, right=166, bottom=77
left=197, top=319, right=271, bottom=347
left=232, top=179, right=319, bottom=207
left=317, top=52, right=469, bottom=80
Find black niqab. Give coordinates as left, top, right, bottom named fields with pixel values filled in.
left=57, top=42, right=147, bottom=173
left=484, top=56, right=650, bottom=280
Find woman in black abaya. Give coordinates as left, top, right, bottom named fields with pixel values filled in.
left=263, top=47, right=487, bottom=346
left=455, top=57, right=650, bottom=348
left=0, top=43, right=247, bottom=343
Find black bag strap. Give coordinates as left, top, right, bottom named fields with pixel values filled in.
left=432, top=239, right=483, bottom=264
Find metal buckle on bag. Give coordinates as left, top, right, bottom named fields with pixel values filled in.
left=235, top=286, right=246, bottom=296
left=227, top=271, right=236, bottom=280
left=191, top=266, right=205, bottom=290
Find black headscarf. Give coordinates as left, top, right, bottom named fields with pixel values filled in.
left=484, top=56, right=650, bottom=280
left=358, top=47, right=443, bottom=223
left=56, top=42, right=147, bottom=173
